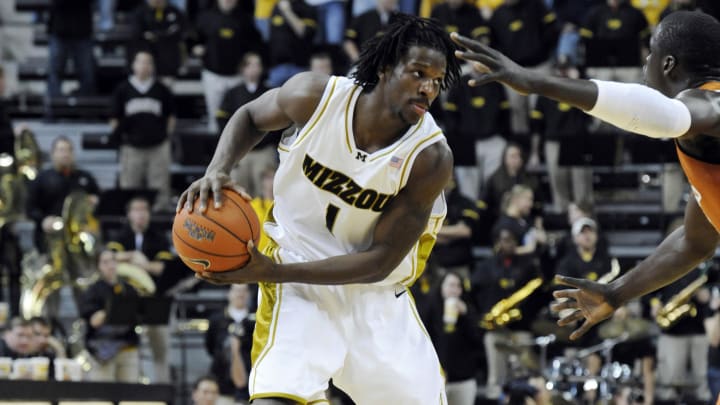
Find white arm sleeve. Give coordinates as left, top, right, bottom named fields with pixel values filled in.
left=587, top=79, right=692, bottom=139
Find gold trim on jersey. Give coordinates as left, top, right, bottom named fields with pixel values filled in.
left=367, top=115, right=426, bottom=162
left=344, top=85, right=362, bottom=153
left=291, top=77, right=339, bottom=149
left=251, top=238, right=284, bottom=394
left=400, top=216, right=442, bottom=286
left=398, top=130, right=444, bottom=187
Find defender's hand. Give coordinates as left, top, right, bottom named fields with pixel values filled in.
left=450, top=32, right=533, bottom=95
left=196, top=240, right=276, bottom=284
left=176, top=172, right=250, bottom=213
left=551, top=275, right=617, bottom=340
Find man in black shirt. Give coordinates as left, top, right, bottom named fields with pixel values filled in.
left=0, top=317, right=34, bottom=359
left=132, top=0, right=188, bottom=79
left=443, top=77, right=510, bottom=200
left=46, top=0, right=96, bottom=97
left=195, top=0, right=263, bottom=132
left=216, top=53, right=276, bottom=197
left=108, top=195, right=174, bottom=382
left=267, top=0, right=317, bottom=88
left=431, top=0, right=489, bottom=43
left=344, top=0, right=398, bottom=63
left=488, top=0, right=559, bottom=134
left=26, top=136, right=100, bottom=252
left=110, top=50, right=176, bottom=212
left=530, top=64, right=593, bottom=211
left=79, top=249, right=140, bottom=382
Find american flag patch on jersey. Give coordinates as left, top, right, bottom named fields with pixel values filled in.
left=389, top=156, right=403, bottom=169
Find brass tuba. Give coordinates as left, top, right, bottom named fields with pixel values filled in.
left=481, top=277, right=544, bottom=330
left=655, top=274, right=708, bottom=330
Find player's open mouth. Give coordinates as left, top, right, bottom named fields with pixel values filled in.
left=411, top=103, right=428, bottom=115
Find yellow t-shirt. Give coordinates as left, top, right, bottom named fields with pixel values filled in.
left=630, top=0, right=669, bottom=27
left=256, top=0, right=278, bottom=19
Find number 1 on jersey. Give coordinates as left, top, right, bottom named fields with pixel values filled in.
left=326, top=203, right=339, bottom=233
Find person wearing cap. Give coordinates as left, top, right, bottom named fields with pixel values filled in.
left=556, top=218, right=613, bottom=283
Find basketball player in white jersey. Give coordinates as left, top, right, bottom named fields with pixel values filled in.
left=178, top=15, right=462, bottom=405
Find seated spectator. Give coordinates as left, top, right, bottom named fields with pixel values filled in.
left=192, top=376, right=221, bottom=405
left=195, top=0, right=263, bottom=132
left=110, top=50, right=176, bottom=212
left=205, top=284, right=254, bottom=405
left=554, top=199, right=609, bottom=260
left=132, top=0, right=188, bottom=80
left=46, top=0, right=96, bottom=98
left=79, top=249, right=140, bottom=383
left=0, top=317, right=34, bottom=358
left=492, top=184, right=547, bottom=256
left=28, top=317, right=66, bottom=359
left=215, top=53, right=276, bottom=197
left=555, top=218, right=613, bottom=282
left=26, top=136, right=100, bottom=252
left=344, top=0, right=398, bottom=64
left=267, top=0, right=318, bottom=87
left=108, top=195, right=174, bottom=382
left=482, top=142, right=540, bottom=223
left=422, top=272, right=481, bottom=405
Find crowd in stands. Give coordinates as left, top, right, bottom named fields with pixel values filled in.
left=2, top=0, right=720, bottom=404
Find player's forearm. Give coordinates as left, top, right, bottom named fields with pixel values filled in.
left=272, top=249, right=399, bottom=285
left=526, top=74, right=598, bottom=111
left=605, top=228, right=715, bottom=308
left=206, top=107, right=266, bottom=174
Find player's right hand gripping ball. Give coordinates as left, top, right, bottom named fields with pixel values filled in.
left=173, top=189, right=260, bottom=272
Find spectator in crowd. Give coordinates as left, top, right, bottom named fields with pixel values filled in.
left=107, top=195, right=174, bottom=383
left=556, top=218, right=612, bottom=283
left=0, top=66, right=13, bottom=156
left=205, top=284, right=254, bottom=405
left=431, top=0, right=489, bottom=43
left=46, top=0, right=96, bottom=98
left=705, top=286, right=720, bottom=402
left=192, top=376, right=221, bottom=405
left=79, top=249, right=140, bottom=383
left=132, top=0, right=188, bottom=80
left=580, top=0, right=650, bottom=82
left=344, top=0, right=398, bottom=63
left=550, top=0, right=604, bottom=66
left=309, top=51, right=334, bottom=75
left=267, top=0, right=317, bottom=87
left=110, top=50, right=176, bottom=212
left=29, top=317, right=66, bottom=359
left=530, top=63, right=593, bottom=212
left=631, top=0, right=670, bottom=27
left=488, top=0, right=560, bottom=134
left=254, top=0, right=279, bottom=41
left=422, top=272, right=481, bottom=405
left=493, top=184, right=547, bottom=256
left=443, top=74, right=510, bottom=200
left=307, top=0, right=345, bottom=45
left=195, top=0, right=263, bottom=132
left=482, top=143, right=540, bottom=227
left=430, top=177, right=481, bottom=280
left=0, top=317, right=34, bottom=358
left=26, top=136, right=100, bottom=252
left=215, top=53, right=276, bottom=197
left=555, top=199, right=609, bottom=263
left=472, top=226, right=543, bottom=399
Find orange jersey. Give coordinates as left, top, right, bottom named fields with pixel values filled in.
left=676, top=81, right=720, bottom=232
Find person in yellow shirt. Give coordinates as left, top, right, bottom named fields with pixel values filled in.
left=255, top=0, right=279, bottom=40
left=631, top=0, right=670, bottom=26
left=249, top=167, right=276, bottom=252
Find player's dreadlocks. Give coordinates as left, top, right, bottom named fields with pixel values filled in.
left=350, top=14, right=462, bottom=92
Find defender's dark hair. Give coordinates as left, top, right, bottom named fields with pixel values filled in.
left=656, top=11, right=720, bottom=83
left=350, top=13, right=461, bottom=92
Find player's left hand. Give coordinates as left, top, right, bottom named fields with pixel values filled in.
left=450, top=32, right=533, bottom=95
left=195, top=240, right=276, bottom=284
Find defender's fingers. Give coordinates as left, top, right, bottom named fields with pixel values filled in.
left=570, top=320, right=594, bottom=341
left=450, top=32, right=486, bottom=53
left=550, top=299, right=577, bottom=313
left=554, top=275, right=593, bottom=290
left=184, top=187, right=198, bottom=213
left=557, top=309, right=584, bottom=326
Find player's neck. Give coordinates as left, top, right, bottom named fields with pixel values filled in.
left=353, top=92, right=410, bottom=152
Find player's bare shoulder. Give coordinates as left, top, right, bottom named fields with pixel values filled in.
left=277, top=72, right=333, bottom=127
left=677, top=87, right=720, bottom=138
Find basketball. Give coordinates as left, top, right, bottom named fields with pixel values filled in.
left=172, top=189, right=260, bottom=272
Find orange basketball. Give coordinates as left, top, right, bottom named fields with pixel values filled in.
left=172, top=189, right=260, bottom=272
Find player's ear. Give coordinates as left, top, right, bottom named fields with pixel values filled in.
left=662, top=55, right=676, bottom=76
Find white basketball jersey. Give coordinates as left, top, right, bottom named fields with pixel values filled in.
left=266, top=76, right=447, bottom=286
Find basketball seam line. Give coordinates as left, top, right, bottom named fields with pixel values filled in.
left=172, top=229, right=250, bottom=258
left=222, top=193, right=259, bottom=242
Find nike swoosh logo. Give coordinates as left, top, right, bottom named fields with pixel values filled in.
left=187, top=258, right=211, bottom=270
left=395, top=289, right=407, bottom=298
